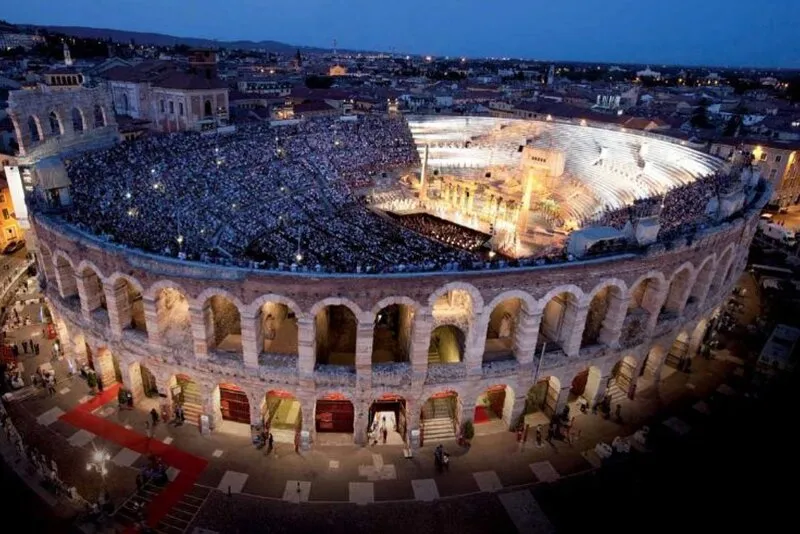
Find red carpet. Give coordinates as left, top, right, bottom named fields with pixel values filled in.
left=59, top=384, right=208, bottom=530
left=473, top=405, right=490, bottom=424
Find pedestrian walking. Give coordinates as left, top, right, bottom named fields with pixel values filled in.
left=150, top=408, right=159, bottom=426
left=382, top=426, right=388, bottom=444
left=535, top=424, right=543, bottom=448
left=267, top=432, right=274, bottom=455
left=97, top=376, right=104, bottom=393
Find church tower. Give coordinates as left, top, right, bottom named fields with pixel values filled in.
left=63, top=42, right=73, bottom=67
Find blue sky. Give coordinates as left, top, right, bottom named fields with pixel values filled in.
left=6, top=0, right=799, bottom=68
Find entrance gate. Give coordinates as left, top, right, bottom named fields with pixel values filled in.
left=219, top=383, right=250, bottom=424
left=315, top=395, right=354, bottom=433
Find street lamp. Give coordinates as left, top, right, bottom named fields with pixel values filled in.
left=86, top=447, right=110, bottom=488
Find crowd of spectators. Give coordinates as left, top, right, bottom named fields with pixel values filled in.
left=390, top=213, right=489, bottom=252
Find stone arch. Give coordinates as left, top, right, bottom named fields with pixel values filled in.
left=713, top=244, right=736, bottom=295
left=372, top=298, right=416, bottom=364
left=622, top=271, right=667, bottom=341
left=37, top=242, right=56, bottom=285
left=525, top=376, right=561, bottom=418
left=126, top=360, right=158, bottom=405
left=420, top=390, right=459, bottom=444
left=482, top=291, right=533, bottom=363
left=77, top=261, right=107, bottom=318
left=94, top=104, right=106, bottom=128
left=263, top=389, right=303, bottom=441
left=204, top=99, right=213, bottom=117
left=28, top=115, right=42, bottom=143
left=367, top=393, right=408, bottom=444
left=254, top=296, right=300, bottom=356
left=199, top=292, right=243, bottom=354
left=428, top=324, right=466, bottom=363
left=52, top=250, right=78, bottom=299
left=314, top=301, right=359, bottom=366
left=314, top=392, right=355, bottom=435
left=570, top=365, right=603, bottom=409
left=213, top=382, right=251, bottom=425
left=48, top=110, right=63, bottom=136
left=536, top=286, right=583, bottom=352
left=474, top=383, right=516, bottom=430
left=581, top=279, right=626, bottom=348
left=663, top=262, right=696, bottom=315
left=428, top=281, right=485, bottom=312
left=610, top=355, right=638, bottom=397
left=246, top=293, right=304, bottom=320
left=167, top=373, right=203, bottom=427
left=640, top=344, right=667, bottom=383
left=690, top=255, right=717, bottom=306
left=71, top=107, right=85, bottom=132
left=106, top=273, right=147, bottom=334
left=152, top=283, right=192, bottom=348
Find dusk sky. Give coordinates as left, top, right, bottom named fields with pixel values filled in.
left=6, top=0, right=799, bottom=68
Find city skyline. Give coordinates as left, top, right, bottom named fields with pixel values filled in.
left=5, top=0, right=800, bottom=69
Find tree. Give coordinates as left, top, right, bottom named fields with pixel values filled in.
left=690, top=98, right=712, bottom=129
left=723, top=115, right=742, bottom=137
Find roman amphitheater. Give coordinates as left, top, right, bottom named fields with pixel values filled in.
left=4, top=87, right=769, bottom=449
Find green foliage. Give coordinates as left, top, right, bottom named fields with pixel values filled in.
left=462, top=420, right=475, bottom=440
left=86, top=372, right=98, bottom=388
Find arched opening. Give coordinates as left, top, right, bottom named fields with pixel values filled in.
left=368, top=394, right=407, bottom=445
left=168, top=374, right=203, bottom=427
left=372, top=304, right=414, bottom=364
left=127, top=361, right=158, bottom=407
left=621, top=277, right=664, bottom=344
left=665, top=331, right=690, bottom=371
left=263, top=390, right=302, bottom=444
left=71, top=108, right=84, bottom=132
left=155, top=287, right=192, bottom=347
left=78, top=265, right=107, bottom=320
left=315, top=393, right=354, bottom=442
left=38, top=246, right=55, bottom=285
left=91, top=348, right=121, bottom=388
left=428, top=325, right=465, bottom=363
left=432, top=288, right=474, bottom=324
left=609, top=356, right=637, bottom=399
left=524, top=376, right=561, bottom=427
left=54, top=255, right=78, bottom=301
left=712, top=248, right=733, bottom=295
left=258, top=301, right=298, bottom=356
left=204, top=100, right=213, bottom=117
left=690, top=318, right=711, bottom=358
left=474, top=384, right=515, bottom=434
left=214, top=383, right=250, bottom=426
left=484, top=298, right=521, bottom=362
left=663, top=267, right=692, bottom=316
left=570, top=366, right=602, bottom=412
left=690, top=260, right=715, bottom=306
left=112, top=278, right=147, bottom=334
left=421, top=391, right=458, bottom=444
left=582, top=285, right=623, bottom=348
left=538, top=292, right=578, bottom=352
left=314, top=305, right=357, bottom=366
left=204, top=295, right=242, bottom=354
left=121, top=94, right=129, bottom=114
left=28, top=116, right=41, bottom=142
left=94, top=105, right=106, bottom=127
left=48, top=111, right=62, bottom=135
left=639, top=345, right=666, bottom=389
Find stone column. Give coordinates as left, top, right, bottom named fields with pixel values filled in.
left=241, top=313, right=260, bottom=369
left=590, top=375, right=612, bottom=409
left=560, top=303, right=589, bottom=357
left=248, top=391, right=263, bottom=428
left=554, top=386, right=571, bottom=416
left=598, top=293, right=629, bottom=348
left=644, top=286, right=669, bottom=336
left=509, top=395, right=527, bottom=430
left=142, top=296, right=161, bottom=346
left=513, top=309, right=541, bottom=372
left=121, top=361, right=145, bottom=405
left=355, top=316, right=374, bottom=383
left=300, top=398, right=314, bottom=450
left=105, top=280, right=131, bottom=339
left=460, top=400, right=476, bottom=430
left=409, top=311, right=433, bottom=382
left=464, top=321, right=487, bottom=376
left=189, top=304, right=212, bottom=360
left=297, top=317, right=315, bottom=377
left=353, top=402, right=369, bottom=446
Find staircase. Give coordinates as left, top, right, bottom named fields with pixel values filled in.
left=605, top=382, right=628, bottom=406
left=270, top=427, right=297, bottom=445
left=180, top=380, right=204, bottom=427
left=422, top=398, right=456, bottom=442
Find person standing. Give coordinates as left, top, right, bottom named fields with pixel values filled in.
left=267, top=432, right=274, bottom=455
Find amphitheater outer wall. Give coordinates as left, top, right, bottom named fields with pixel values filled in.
left=32, top=201, right=762, bottom=446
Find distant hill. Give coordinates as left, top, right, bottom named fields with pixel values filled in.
left=25, top=24, right=327, bottom=54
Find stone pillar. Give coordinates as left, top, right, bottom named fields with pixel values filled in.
left=121, top=361, right=145, bottom=405
left=560, top=303, right=589, bottom=357
left=300, top=398, right=314, bottom=450
left=143, top=296, right=160, bottom=346
left=189, top=304, right=211, bottom=359
left=590, top=375, right=611, bottom=409
left=76, top=272, right=103, bottom=320
left=353, top=402, right=369, bottom=446
left=105, top=280, right=131, bottom=339
left=464, top=321, right=487, bottom=376
left=644, top=286, right=669, bottom=335
left=355, top=317, right=373, bottom=382
left=460, top=400, right=476, bottom=431
left=509, top=395, right=527, bottom=430
left=598, top=293, right=629, bottom=348
left=409, top=311, right=433, bottom=381
left=241, top=313, right=260, bottom=368
left=55, top=262, right=78, bottom=299
left=248, top=391, right=263, bottom=428
left=554, top=386, right=571, bottom=415
left=297, top=317, right=315, bottom=376
left=513, top=309, right=541, bottom=371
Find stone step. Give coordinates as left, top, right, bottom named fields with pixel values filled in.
left=181, top=402, right=203, bottom=426
left=270, top=427, right=296, bottom=445
left=423, top=417, right=456, bottom=441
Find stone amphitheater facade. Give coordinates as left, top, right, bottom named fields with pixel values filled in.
left=32, top=186, right=764, bottom=447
